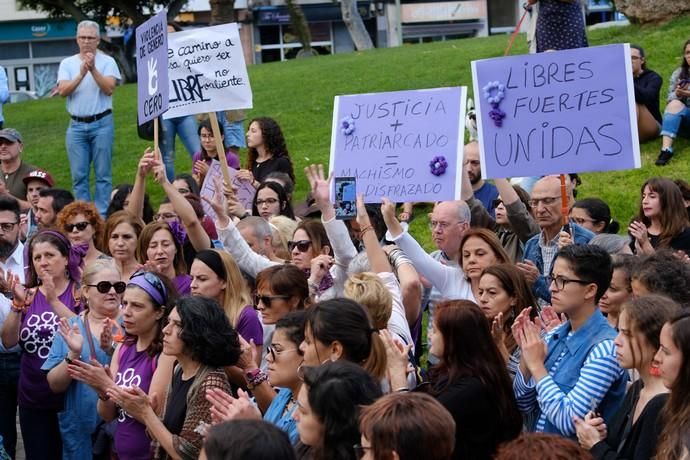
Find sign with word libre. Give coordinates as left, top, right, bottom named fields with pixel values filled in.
left=136, top=10, right=169, bottom=124
left=164, top=23, right=252, bottom=119
left=200, top=160, right=256, bottom=221
left=329, top=87, right=467, bottom=203
left=471, top=44, right=640, bottom=179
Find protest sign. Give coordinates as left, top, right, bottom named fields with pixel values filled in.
left=136, top=10, right=169, bottom=124
left=200, top=160, right=256, bottom=221
left=471, top=43, right=640, bottom=179
left=164, top=23, right=252, bottom=119
left=329, top=87, right=466, bottom=203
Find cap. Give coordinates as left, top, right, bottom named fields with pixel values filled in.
left=23, top=169, right=55, bottom=187
left=0, top=128, right=22, bottom=143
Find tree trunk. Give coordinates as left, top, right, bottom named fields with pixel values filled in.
left=286, top=0, right=316, bottom=57
left=340, top=0, right=374, bottom=50
left=209, top=0, right=236, bottom=25
left=99, top=39, right=136, bottom=83
left=613, top=0, right=690, bottom=23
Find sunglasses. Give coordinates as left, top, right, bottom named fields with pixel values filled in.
left=491, top=199, right=504, bottom=209
left=65, top=221, right=90, bottom=232
left=87, top=281, right=127, bottom=294
left=288, top=240, right=312, bottom=253
left=254, top=294, right=291, bottom=308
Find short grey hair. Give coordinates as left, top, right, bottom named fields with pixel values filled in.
left=457, top=200, right=471, bottom=224
left=77, top=20, right=100, bottom=35
left=589, top=234, right=631, bottom=255
left=237, top=216, right=272, bottom=241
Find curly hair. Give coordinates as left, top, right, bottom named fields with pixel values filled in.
left=275, top=310, right=307, bottom=354
left=631, top=250, right=690, bottom=307
left=495, top=433, right=593, bottom=460
left=301, top=361, right=382, bottom=460
left=175, top=296, right=241, bottom=367
left=246, top=117, right=295, bottom=181
left=56, top=200, right=105, bottom=251
left=102, top=211, right=144, bottom=257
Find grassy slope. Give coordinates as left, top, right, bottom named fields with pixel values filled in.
left=6, top=17, right=690, bottom=249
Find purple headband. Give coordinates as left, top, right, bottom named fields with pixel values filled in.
left=128, top=272, right=166, bottom=306
left=25, top=230, right=87, bottom=282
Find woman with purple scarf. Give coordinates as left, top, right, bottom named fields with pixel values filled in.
left=1, top=230, right=85, bottom=459
left=68, top=269, right=177, bottom=460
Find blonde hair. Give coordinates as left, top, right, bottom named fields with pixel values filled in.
left=344, top=272, right=392, bottom=330
left=269, top=215, right=298, bottom=259
left=81, top=259, right=120, bottom=306
left=215, top=250, right=252, bottom=327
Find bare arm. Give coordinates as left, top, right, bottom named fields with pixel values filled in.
left=127, top=149, right=156, bottom=220
left=494, top=178, right=520, bottom=205
left=155, top=165, right=211, bottom=251
left=395, top=261, right=422, bottom=326
left=356, top=194, right=391, bottom=273
left=57, top=64, right=87, bottom=97
left=89, top=66, right=116, bottom=96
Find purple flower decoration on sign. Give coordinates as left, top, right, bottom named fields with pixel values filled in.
left=341, top=116, right=355, bottom=136
left=429, top=156, right=448, bottom=176
left=482, top=81, right=507, bottom=127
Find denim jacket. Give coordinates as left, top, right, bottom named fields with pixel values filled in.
left=522, top=222, right=594, bottom=303
left=541, top=310, right=627, bottom=436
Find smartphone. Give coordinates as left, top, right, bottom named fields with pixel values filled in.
left=334, top=177, right=357, bottom=220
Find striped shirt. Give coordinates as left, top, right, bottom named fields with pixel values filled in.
left=513, top=329, right=625, bottom=436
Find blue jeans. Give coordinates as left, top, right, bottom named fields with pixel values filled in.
left=66, top=114, right=114, bottom=216
left=661, top=105, right=690, bottom=139
left=217, top=111, right=246, bottom=149
left=161, top=115, right=201, bottom=180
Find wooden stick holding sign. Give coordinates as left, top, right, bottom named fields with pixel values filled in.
left=560, top=174, right=570, bottom=234
left=207, top=112, right=233, bottom=188
left=153, top=118, right=160, bottom=162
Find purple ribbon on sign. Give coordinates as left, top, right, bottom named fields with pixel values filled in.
left=483, top=81, right=507, bottom=127
left=429, top=156, right=448, bottom=176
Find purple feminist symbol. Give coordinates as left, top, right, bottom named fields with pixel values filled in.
left=482, top=81, right=506, bottom=127
left=341, top=116, right=355, bottom=136
left=429, top=156, right=448, bottom=176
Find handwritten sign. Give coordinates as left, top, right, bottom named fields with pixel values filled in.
left=136, top=10, right=169, bottom=124
left=200, top=160, right=256, bottom=221
left=471, top=44, right=640, bottom=179
left=164, top=23, right=252, bottom=119
left=329, top=87, right=466, bottom=203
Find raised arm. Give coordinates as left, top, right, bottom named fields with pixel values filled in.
left=127, top=149, right=156, bottom=220
left=57, top=59, right=88, bottom=97
left=356, top=194, right=391, bottom=273
left=153, top=163, right=211, bottom=251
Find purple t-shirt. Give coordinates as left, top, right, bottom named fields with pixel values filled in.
left=192, top=150, right=240, bottom=171
left=114, top=343, right=158, bottom=460
left=18, top=282, right=78, bottom=409
left=174, top=274, right=192, bottom=296
left=237, top=305, right=263, bottom=345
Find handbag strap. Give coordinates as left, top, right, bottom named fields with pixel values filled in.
left=83, top=312, right=98, bottom=362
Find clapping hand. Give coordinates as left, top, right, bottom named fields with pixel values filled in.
left=206, top=388, right=261, bottom=425
left=573, top=411, right=607, bottom=449
left=58, top=318, right=83, bottom=358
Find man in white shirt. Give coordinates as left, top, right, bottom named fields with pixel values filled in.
left=57, top=20, right=121, bottom=216
left=0, top=195, right=24, bottom=458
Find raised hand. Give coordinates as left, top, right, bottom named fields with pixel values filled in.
left=137, top=148, right=157, bottom=179
left=236, top=336, right=258, bottom=372
left=519, top=318, right=547, bottom=374
left=304, top=164, right=333, bottom=214
left=206, top=388, right=261, bottom=424
left=58, top=318, right=83, bottom=357
left=515, top=260, right=539, bottom=284
left=537, top=305, right=564, bottom=332
left=308, top=254, right=334, bottom=285
left=355, top=194, right=372, bottom=229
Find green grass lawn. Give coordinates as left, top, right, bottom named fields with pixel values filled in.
left=6, top=16, right=690, bottom=250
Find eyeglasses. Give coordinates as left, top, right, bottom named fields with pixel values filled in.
left=0, top=221, right=18, bottom=232
left=153, top=212, right=178, bottom=221
left=491, top=199, right=504, bottom=209
left=428, top=220, right=462, bottom=231
left=288, top=240, right=312, bottom=253
left=65, top=221, right=90, bottom=232
left=256, top=198, right=279, bottom=206
left=267, top=345, right=298, bottom=361
left=77, top=36, right=99, bottom=41
left=130, top=270, right=168, bottom=302
left=177, top=188, right=191, bottom=195
left=254, top=294, right=291, bottom=308
left=353, top=444, right=373, bottom=459
left=528, top=196, right=561, bottom=208
left=88, top=281, right=127, bottom=294
left=548, top=274, right=592, bottom=291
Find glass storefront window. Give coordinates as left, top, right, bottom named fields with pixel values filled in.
left=32, top=40, right=78, bottom=58
left=0, top=43, right=30, bottom=60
